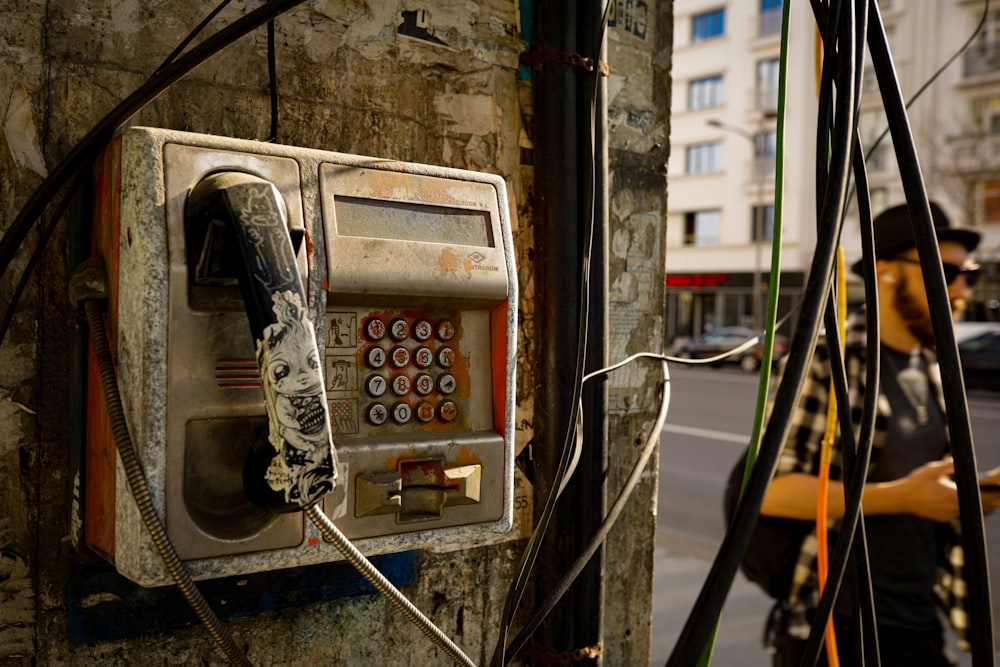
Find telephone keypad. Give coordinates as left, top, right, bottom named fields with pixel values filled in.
left=330, top=313, right=465, bottom=432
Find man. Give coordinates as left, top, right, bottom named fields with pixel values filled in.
left=759, top=201, right=1000, bottom=666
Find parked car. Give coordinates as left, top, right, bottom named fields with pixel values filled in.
left=954, top=321, right=1000, bottom=344
left=959, top=330, right=1000, bottom=390
left=674, top=326, right=787, bottom=373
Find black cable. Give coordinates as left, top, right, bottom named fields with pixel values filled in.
left=490, top=4, right=612, bottom=665
left=0, top=0, right=308, bottom=295
left=843, top=128, right=882, bottom=667
left=867, top=3, right=995, bottom=663
left=267, top=19, right=279, bottom=142
left=155, top=0, right=234, bottom=73
left=0, top=169, right=85, bottom=349
left=665, top=0, right=860, bottom=661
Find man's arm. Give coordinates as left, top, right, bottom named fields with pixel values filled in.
left=760, top=459, right=960, bottom=523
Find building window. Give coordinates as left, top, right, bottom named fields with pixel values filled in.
left=688, top=74, right=724, bottom=110
left=972, top=95, right=1000, bottom=135
left=751, top=205, right=775, bottom=242
left=686, top=142, right=722, bottom=174
left=983, top=180, right=1000, bottom=223
left=760, top=0, right=782, bottom=36
left=684, top=210, right=721, bottom=246
left=859, top=109, right=891, bottom=171
left=965, top=8, right=1000, bottom=77
left=756, top=58, right=780, bottom=111
left=692, top=8, right=725, bottom=43
left=753, top=130, right=777, bottom=179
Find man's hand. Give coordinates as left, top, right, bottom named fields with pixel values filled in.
left=896, top=459, right=959, bottom=522
left=979, top=465, right=1000, bottom=512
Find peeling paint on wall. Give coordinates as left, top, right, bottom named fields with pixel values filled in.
left=2, top=84, right=48, bottom=177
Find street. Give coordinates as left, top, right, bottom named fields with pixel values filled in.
left=649, top=363, right=1000, bottom=666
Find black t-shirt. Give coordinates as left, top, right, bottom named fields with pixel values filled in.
left=835, top=345, right=948, bottom=630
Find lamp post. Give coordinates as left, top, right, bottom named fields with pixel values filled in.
left=706, top=112, right=777, bottom=332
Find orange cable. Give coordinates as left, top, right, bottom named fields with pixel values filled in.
left=816, top=247, right=846, bottom=667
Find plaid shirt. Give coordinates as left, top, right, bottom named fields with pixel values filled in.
left=768, top=309, right=968, bottom=649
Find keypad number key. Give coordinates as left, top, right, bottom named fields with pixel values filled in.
left=414, top=373, right=435, bottom=396
left=412, top=319, right=433, bottom=341
left=364, top=317, right=387, bottom=341
left=391, top=402, right=412, bottom=424
left=391, top=374, right=412, bottom=396
left=365, top=346, right=387, bottom=369
left=365, top=374, right=387, bottom=398
left=389, top=318, right=410, bottom=341
left=413, top=346, right=434, bottom=369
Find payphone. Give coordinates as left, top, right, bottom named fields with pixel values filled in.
left=78, top=127, right=517, bottom=587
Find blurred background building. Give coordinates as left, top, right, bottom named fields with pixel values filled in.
left=666, top=0, right=1000, bottom=347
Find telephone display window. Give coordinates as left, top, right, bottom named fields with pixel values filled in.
left=334, top=196, right=494, bottom=248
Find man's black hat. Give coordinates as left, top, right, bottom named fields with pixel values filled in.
left=850, top=201, right=981, bottom=276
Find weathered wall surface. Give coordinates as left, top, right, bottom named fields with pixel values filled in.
left=0, top=1, right=670, bottom=665
left=603, top=1, right=672, bottom=664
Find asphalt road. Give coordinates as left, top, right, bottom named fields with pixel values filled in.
left=649, top=363, right=1000, bottom=666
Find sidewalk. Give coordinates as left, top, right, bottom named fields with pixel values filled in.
left=650, top=543, right=773, bottom=667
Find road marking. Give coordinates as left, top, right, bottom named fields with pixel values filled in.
left=662, top=423, right=748, bottom=444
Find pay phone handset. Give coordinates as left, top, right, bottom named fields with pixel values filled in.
left=80, top=128, right=517, bottom=587
left=184, top=171, right=338, bottom=512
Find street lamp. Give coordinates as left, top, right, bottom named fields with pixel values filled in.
left=706, top=112, right=777, bottom=332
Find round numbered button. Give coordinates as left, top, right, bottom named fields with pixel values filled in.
left=438, top=401, right=458, bottom=422
left=437, top=346, right=455, bottom=368
left=437, top=319, right=456, bottom=341
left=389, top=318, right=409, bottom=341
left=391, top=402, right=412, bottom=424
left=366, top=403, right=388, bottom=426
left=389, top=346, right=410, bottom=368
left=413, top=346, right=434, bottom=369
left=437, top=373, right=457, bottom=395
left=414, top=373, right=435, bottom=395
left=365, top=374, right=387, bottom=397
left=365, top=346, right=387, bottom=369
left=412, top=319, right=433, bottom=341
left=391, top=374, right=412, bottom=396
left=415, top=402, right=436, bottom=423
left=364, top=317, right=387, bottom=341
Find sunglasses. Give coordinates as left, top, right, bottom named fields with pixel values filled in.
left=893, top=257, right=981, bottom=287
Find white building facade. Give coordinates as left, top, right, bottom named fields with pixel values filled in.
left=666, top=0, right=1000, bottom=344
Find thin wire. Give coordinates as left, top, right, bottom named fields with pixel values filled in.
left=505, top=361, right=670, bottom=660
left=490, top=4, right=612, bottom=665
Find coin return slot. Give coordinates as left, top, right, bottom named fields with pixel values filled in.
left=354, top=459, right=482, bottom=523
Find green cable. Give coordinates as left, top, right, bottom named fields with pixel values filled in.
left=695, top=0, right=791, bottom=664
